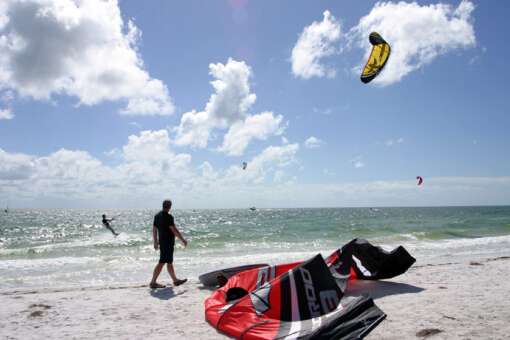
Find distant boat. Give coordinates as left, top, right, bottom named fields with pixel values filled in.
left=249, top=207, right=256, bottom=211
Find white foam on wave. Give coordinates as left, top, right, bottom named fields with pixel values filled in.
left=385, top=234, right=510, bottom=265
left=404, top=234, right=510, bottom=251
left=0, top=256, right=102, bottom=269
left=0, top=232, right=147, bottom=256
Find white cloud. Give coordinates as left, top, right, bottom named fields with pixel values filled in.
left=0, top=107, right=13, bottom=119
left=292, top=2, right=476, bottom=85
left=35, top=149, right=108, bottom=183
left=304, top=136, right=324, bottom=149
left=273, top=170, right=285, bottom=183
left=313, top=107, right=333, bottom=115
left=119, top=130, right=192, bottom=187
left=104, top=148, right=121, bottom=158
left=224, top=143, right=300, bottom=184
left=0, top=134, right=300, bottom=207
left=198, top=161, right=218, bottom=181
left=123, top=130, right=173, bottom=162
left=207, top=59, right=257, bottom=125
left=350, top=156, right=365, bottom=168
left=173, top=110, right=212, bottom=148
left=219, top=112, right=284, bottom=156
left=2, top=141, right=510, bottom=208
left=174, top=58, right=256, bottom=148
left=0, top=0, right=174, bottom=116
left=385, top=137, right=404, bottom=147
left=0, top=130, right=194, bottom=202
left=323, top=168, right=335, bottom=176
left=0, top=89, right=14, bottom=119
left=469, top=45, right=487, bottom=65
left=174, top=58, right=285, bottom=155
left=0, top=148, right=34, bottom=180
left=251, top=143, right=299, bottom=171
left=350, top=0, right=476, bottom=85
left=291, top=10, right=341, bottom=79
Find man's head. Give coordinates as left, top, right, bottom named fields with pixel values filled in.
left=102, top=214, right=106, bottom=218
left=162, top=199, right=172, bottom=211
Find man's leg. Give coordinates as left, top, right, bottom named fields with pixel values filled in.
left=166, top=264, right=187, bottom=286
left=150, top=263, right=165, bottom=287
left=166, top=263, right=178, bottom=282
left=107, top=226, right=118, bottom=235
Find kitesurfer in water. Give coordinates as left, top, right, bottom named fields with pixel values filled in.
left=150, top=199, right=188, bottom=289
left=102, top=214, right=119, bottom=236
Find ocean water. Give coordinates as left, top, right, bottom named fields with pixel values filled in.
left=1, top=206, right=510, bottom=290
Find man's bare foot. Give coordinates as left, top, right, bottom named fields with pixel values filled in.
left=173, top=278, right=187, bottom=286
left=150, top=282, right=166, bottom=289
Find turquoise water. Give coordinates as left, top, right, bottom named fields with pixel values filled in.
left=1, top=206, right=510, bottom=289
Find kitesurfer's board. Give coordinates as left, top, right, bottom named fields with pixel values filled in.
left=199, top=263, right=269, bottom=287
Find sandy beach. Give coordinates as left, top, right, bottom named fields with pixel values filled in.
left=0, top=0, right=508, bottom=339
left=1, top=254, right=509, bottom=340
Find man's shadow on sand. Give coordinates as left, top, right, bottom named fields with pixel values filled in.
left=345, top=280, right=424, bottom=299
left=149, top=287, right=186, bottom=300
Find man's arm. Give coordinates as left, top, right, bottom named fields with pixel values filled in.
left=152, top=226, right=159, bottom=250
left=170, top=225, right=187, bottom=247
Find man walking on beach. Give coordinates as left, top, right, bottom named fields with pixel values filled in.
left=150, top=199, right=188, bottom=288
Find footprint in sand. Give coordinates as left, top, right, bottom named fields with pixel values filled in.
left=29, top=304, right=52, bottom=309
left=416, top=328, right=443, bottom=338
left=27, top=303, right=52, bottom=318
left=29, top=311, right=44, bottom=318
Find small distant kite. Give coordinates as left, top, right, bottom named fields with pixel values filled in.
left=416, top=176, right=423, bottom=186
left=242, top=162, right=247, bottom=170
left=360, top=32, right=391, bottom=84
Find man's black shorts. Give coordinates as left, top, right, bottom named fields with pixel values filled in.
left=159, top=242, right=174, bottom=264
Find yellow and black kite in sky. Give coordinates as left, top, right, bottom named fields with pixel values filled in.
left=360, top=32, right=391, bottom=84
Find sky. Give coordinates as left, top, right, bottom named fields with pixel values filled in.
left=0, top=0, right=509, bottom=209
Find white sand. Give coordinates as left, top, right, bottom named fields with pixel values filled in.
left=1, top=255, right=509, bottom=340
left=352, top=255, right=510, bottom=339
